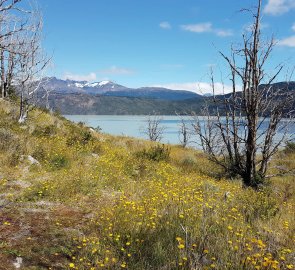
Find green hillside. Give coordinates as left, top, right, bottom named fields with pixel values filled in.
left=41, top=93, right=204, bottom=115
left=0, top=99, right=294, bottom=269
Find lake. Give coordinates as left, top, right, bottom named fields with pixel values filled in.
left=64, top=115, right=295, bottom=148
left=64, top=115, right=191, bottom=145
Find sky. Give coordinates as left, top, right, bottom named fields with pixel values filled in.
left=37, top=0, right=295, bottom=94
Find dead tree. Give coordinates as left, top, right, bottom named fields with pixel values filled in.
left=40, top=77, right=54, bottom=112
left=15, top=13, right=50, bottom=123
left=193, top=0, right=295, bottom=188
left=0, top=0, right=26, bottom=98
left=143, top=114, right=165, bottom=142
left=178, top=114, right=191, bottom=147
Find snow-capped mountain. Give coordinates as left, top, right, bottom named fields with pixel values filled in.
left=72, top=80, right=119, bottom=89
left=65, top=79, right=127, bottom=94
left=42, top=77, right=201, bottom=100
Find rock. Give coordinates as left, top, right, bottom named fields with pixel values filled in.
left=27, top=155, right=40, bottom=166
left=13, top=257, right=23, bottom=269
left=20, top=155, right=41, bottom=166
left=8, top=180, right=31, bottom=189
left=91, top=153, right=99, bottom=158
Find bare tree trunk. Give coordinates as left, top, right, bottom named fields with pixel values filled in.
left=18, top=82, right=27, bottom=123
left=6, top=51, right=14, bottom=97
left=178, top=114, right=190, bottom=148
left=245, top=119, right=257, bottom=186
left=0, top=49, right=5, bottom=98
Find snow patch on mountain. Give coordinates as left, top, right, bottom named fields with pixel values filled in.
left=71, top=81, right=113, bottom=88
left=74, top=83, right=84, bottom=88
left=84, top=82, right=99, bottom=87
left=98, top=80, right=111, bottom=86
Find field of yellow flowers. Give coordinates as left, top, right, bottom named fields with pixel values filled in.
left=0, top=99, right=294, bottom=270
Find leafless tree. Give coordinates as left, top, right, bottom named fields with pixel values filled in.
left=14, top=11, right=50, bottom=123
left=143, top=114, right=165, bottom=142
left=0, top=1, right=50, bottom=122
left=193, top=0, right=295, bottom=188
left=40, top=77, right=54, bottom=112
left=0, top=0, right=26, bottom=98
left=177, top=114, right=191, bottom=147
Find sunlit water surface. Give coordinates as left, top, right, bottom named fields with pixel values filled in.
left=64, top=115, right=295, bottom=148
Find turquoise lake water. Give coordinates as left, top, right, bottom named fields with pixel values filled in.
left=64, top=115, right=189, bottom=145
left=64, top=115, right=295, bottom=148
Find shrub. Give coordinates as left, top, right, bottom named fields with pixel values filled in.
left=91, top=142, right=103, bottom=154
left=180, top=156, right=196, bottom=166
left=32, top=125, right=57, bottom=137
left=49, top=155, right=69, bottom=170
left=6, top=143, right=24, bottom=166
left=94, top=125, right=102, bottom=132
left=66, top=130, right=93, bottom=146
left=31, top=147, right=46, bottom=161
left=136, top=144, right=170, bottom=162
left=0, top=128, right=25, bottom=166
left=0, top=128, right=15, bottom=151
left=178, top=156, right=197, bottom=173
left=284, top=141, right=295, bottom=154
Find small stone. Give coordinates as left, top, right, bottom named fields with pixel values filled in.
left=91, top=153, right=99, bottom=158
left=13, top=257, right=23, bottom=269
left=27, top=155, right=40, bottom=166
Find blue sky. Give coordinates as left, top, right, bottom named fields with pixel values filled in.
left=38, top=0, right=295, bottom=94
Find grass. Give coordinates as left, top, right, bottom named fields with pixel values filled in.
left=0, top=99, right=294, bottom=270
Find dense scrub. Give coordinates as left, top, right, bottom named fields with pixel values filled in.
left=0, top=99, right=294, bottom=270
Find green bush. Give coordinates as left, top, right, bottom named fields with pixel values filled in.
left=32, top=125, right=57, bottom=137
left=136, top=144, right=170, bottom=162
left=49, top=155, right=69, bottom=170
left=66, top=130, right=93, bottom=146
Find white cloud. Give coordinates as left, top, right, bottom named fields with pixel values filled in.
left=181, top=23, right=212, bottom=33
left=277, top=35, right=295, bottom=47
left=63, top=72, right=97, bottom=82
left=278, top=24, right=295, bottom=46
left=215, top=29, right=233, bottom=37
left=99, top=66, right=134, bottom=75
left=159, top=21, right=171, bottom=29
left=151, top=82, right=242, bottom=95
left=264, top=0, right=295, bottom=15
left=181, top=22, right=233, bottom=37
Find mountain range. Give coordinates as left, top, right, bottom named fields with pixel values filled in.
left=35, top=77, right=204, bottom=114
left=36, top=77, right=295, bottom=115
left=43, top=77, right=201, bottom=100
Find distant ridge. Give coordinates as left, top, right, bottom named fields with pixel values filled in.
left=42, top=77, right=201, bottom=100
left=36, top=78, right=295, bottom=115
